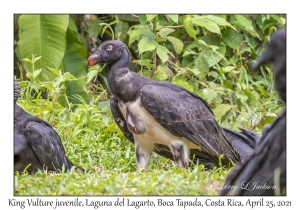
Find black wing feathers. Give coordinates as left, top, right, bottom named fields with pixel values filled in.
left=25, top=121, right=74, bottom=170
left=140, top=84, right=241, bottom=162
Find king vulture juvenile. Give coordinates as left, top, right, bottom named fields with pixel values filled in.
left=221, top=28, right=286, bottom=195
left=14, top=80, right=79, bottom=173
left=88, top=40, right=258, bottom=169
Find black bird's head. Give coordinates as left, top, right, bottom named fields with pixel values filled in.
left=251, top=28, right=286, bottom=71
left=88, top=40, right=130, bottom=67
left=250, top=28, right=286, bottom=102
left=14, top=80, right=21, bottom=102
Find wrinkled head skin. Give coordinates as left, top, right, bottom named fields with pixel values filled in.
left=88, top=40, right=129, bottom=66
left=250, top=28, right=286, bottom=102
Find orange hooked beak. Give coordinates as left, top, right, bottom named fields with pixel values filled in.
left=88, top=54, right=99, bottom=66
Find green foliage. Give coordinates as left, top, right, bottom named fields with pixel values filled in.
left=15, top=14, right=91, bottom=105
left=15, top=80, right=230, bottom=195
left=14, top=14, right=286, bottom=195
left=17, top=15, right=69, bottom=81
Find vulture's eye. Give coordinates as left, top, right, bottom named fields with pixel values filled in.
left=106, top=45, right=113, bottom=51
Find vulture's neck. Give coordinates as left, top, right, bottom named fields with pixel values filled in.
left=111, top=48, right=130, bottom=72
left=108, top=47, right=147, bottom=102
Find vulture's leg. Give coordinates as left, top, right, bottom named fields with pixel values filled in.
left=169, top=141, right=189, bottom=169
left=134, top=137, right=155, bottom=169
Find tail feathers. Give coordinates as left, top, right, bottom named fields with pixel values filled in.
left=223, top=127, right=261, bottom=161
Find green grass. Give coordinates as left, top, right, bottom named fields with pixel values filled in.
left=15, top=166, right=229, bottom=195
left=14, top=96, right=232, bottom=196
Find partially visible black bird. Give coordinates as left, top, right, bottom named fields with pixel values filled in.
left=251, top=28, right=286, bottom=102
left=88, top=40, right=258, bottom=170
left=221, top=28, right=286, bottom=195
left=223, top=127, right=259, bottom=161
left=14, top=80, right=78, bottom=173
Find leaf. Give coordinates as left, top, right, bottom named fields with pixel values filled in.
left=214, top=104, right=232, bottom=119
left=222, top=29, right=244, bottom=50
left=155, top=64, right=169, bottom=81
left=156, top=44, right=174, bottom=64
left=86, top=70, right=99, bottom=84
left=48, top=67, right=61, bottom=76
left=221, top=66, right=238, bottom=73
left=128, top=27, right=156, bottom=46
left=125, top=147, right=131, bottom=158
left=60, top=21, right=91, bottom=105
left=193, top=53, right=209, bottom=80
left=33, top=69, right=42, bottom=79
left=188, top=68, right=201, bottom=76
left=201, top=88, right=217, bottom=102
left=235, top=93, right=248, bottom=104
left=133, top=59, right=153, bottom=70
left=87, top=19, right=102, bottom=37
left=139, top=14, right=147, bottom=26
left=183, top=15, right=196, bottom=39
left=235, top=15, right=252, bottom=28
left=138, top=37, right=157, bottom=54
left=18, top=14, right=69, bottom=81
left=115, top=20, right=129, bottom=42
left=261, top=116, right=276, bottom=128
left=192, top=16, right=221, bottom=35
left=157, top=28, right=175, bottom=38
left=146, top=15, right=157, bottom=21
left=139, top=28, right=156, bottom=40
left=205, top=15, right=237, bottom=31
left=182, top=49, right=197, bottom=58
left=235, top=15, right=261, bottom=40
left=198, top=36, right=226, bottom=67
left=236, top=112, right=250, bottom=127
left=167, top=15, right=178, bottom=24
left=117, top=14, right=139, bottom=22
left=166, top=36, right=183, bottom=54
left=172, top=78, right=193, bottom=91
left=208, top=71, right=219, bottom=79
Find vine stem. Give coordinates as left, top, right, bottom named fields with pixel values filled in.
left=252, top=112, right=267, bottom=130
left=156, top=25, right=184, bottom=31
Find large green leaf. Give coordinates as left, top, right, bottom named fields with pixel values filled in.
left=198, top=36, right=226, bottom=67
left=166, top=36, right=183, bottom=54
left=183, top=15, right=196, bottom=39
left=146, top=15, right=157, bottom=21
left=138, top=37, right=157, bottom=54
left=205, top=15, right=237, bottom=31
left=154, top=64, right=169, bottom=81
left=235, top=15, right=261, bottom=40
left=167, top=15, right=178, bottom=24
left=214, top=104, right=232, bottom=119
left=18, top=14, right=69, bottom=81
left=222, top=28, right=244, bottom=50
left=139, top=15, right=147, bottom=26
left=193, top=53, right=209, bottom=79
left=192, top=16, right=221, bottom=35
left=156, top=44, right=174, bottom=64
left=60, top=21, right=91, bottom=105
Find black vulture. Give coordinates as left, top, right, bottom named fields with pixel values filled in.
left=221, top=28, right=286, bottom=195
left=251, top=28, right=286, bottom=102
left=14, top=80, right=79, bottom=173
left=88, top=40, right=259, bottom=169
